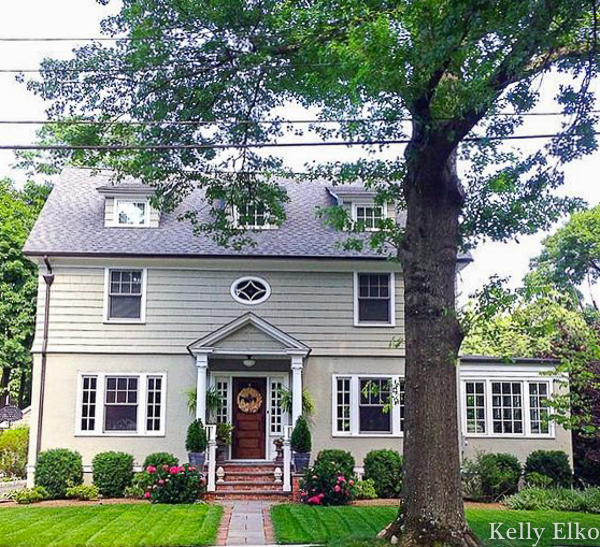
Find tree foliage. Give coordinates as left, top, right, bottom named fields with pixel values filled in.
left=0, top=180, right=50, bottom=407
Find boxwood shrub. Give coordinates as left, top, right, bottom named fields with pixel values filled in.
left=463, top=452, right=521, bottom=501
left=142, top=452, right=179, bottom=469
left=315, top=450, right=355, bottom=477
left=363, top=449, right=403, bottom=499
left=92, top=451, right=134, bottom=498
left=525, top=450, right=572, bottom=488
left=35, top=448, right=83, bottom=499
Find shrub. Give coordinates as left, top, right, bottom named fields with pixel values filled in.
left=315, top=450, right=355, bottom=477
left=291, top=415, right=312, bottom=453
left=462, top=453, right=521, bottom=502
left=15, top=486, right=49, bottom=505
left=506, top=487, right=591, bottom=512
left=92, top=451, right=134, bottom=498
left=363, top=449, right=403, bottom=499
left=35, top=448, right=83, bottom=499
left=124, top=485, right=144, bottom=499
left=525, top=472, right=554, bottom=489
left=525, top=450, right=572, bottom=488
left=134, top=464, right=205, bottom=503
left=66, top=485, right=99, bottom=501
left=354, top=479, right=378, bottom=500
left=0, top=426, right=29, bottom=478
left=186, top=420, right=208, bottom=453
left=300, top=458, right=356, bottom=505
left=143, top=452, right=179, bottom=469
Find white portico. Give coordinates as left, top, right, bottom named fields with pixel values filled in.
left=187, top=312, right=310, bottom=461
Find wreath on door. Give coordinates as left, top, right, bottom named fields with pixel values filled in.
left=237, top=387, right=263, bottom=414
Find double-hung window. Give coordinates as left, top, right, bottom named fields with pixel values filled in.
left=105, top=269, right=146, bottom=322
left=354, top=204, right=385, bottom=231
left=115, top=199, right=148, bottom=226
left=333, top=375, right=403, bottom=436
left=234, top=203, right=274, bottom=229
left=355, top=273, right=395, bottom=326
left=78, top=373, right=166, bottom=435
left=462, top=378, right=553, bottom=437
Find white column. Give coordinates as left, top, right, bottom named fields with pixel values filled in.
left=196, top=354, right=208, bottom=422
left=291, top=355, right=303, bottom=425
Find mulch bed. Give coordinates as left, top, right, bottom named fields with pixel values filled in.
left=350, top=499, right=506, bottom=510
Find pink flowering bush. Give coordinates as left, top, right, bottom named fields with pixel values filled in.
left=133, top=463, right=206, bottom=504
left=300, top=458, right=356, bottom=505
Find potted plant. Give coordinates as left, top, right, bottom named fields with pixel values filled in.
left=277, top=387, right=316, bottom=418
left=216, top=423, right=234, bottom=462
left=186, top=419, right=208, bottom=468
left=290, top=415, right=312, bottom=472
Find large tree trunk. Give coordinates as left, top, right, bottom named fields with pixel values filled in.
left=381, top=145, right=479, bottom=547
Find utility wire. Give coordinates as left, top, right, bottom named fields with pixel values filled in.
left=0, top=110, right=596, bottom=127
left=0, top=131, right=595, bottom=151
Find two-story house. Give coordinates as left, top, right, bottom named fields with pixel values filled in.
left=22, top=167, right=571, bottom=495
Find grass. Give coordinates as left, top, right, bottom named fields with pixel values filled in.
left=0, top=503, right=222, bottom=547
left=272, top=504, right=600, bottom=547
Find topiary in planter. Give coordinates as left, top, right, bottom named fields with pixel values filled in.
left=364, top=449, right=403, bottom=499
left=186, top=419, right=208, bottom=467
left=143, top=452, right=179, bottom=469
left=315, top=449, right=355, bottom=477
left=35, top=448, right=83, bottom=499
left=92, top=451, right=134, bottom=498
left=291, top=415, right=312, bottom=471
left=525, top=450, right=572, bottom=488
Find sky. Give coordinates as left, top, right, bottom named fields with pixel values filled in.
left=1, top=0, right=599, bottom=302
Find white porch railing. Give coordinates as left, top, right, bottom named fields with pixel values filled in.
left=205, top=424, right=217, bottom=492
left=282, top=424, right=293, bottom=492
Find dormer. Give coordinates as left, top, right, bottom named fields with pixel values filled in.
left=97, top=184, right=160, bottom=228
left=327, top=185, right=395, bottom=230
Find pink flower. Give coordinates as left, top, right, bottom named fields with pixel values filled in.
left=334, top=485, right=341, bottom=492
left=146, top=465, right=156, bottom=474
left=312, top=475, right=318, bottom=479
left=143, top=491, right=151, bottom=499
left=349, top=479, right=354, bottom=486
left=337, top=476, right=345, bottom=483
left=158, top=479, right=165, bottom=486
left=162, top=465, right=169, bottom=471
left=318, top=493, right=325, bottom=499
left=307, top=495, right=321, bottom=505
left=169, top=466, right=179, bottom=475
left=188, top=466, right=197, bottom=472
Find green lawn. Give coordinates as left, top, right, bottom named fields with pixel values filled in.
left=272, top=504, right=600, bottom=547
left=0, top=503, right=222, bottom=547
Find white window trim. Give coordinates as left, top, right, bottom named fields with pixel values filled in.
left=353, top=272, right=396, bottom=327
left=230, top=275, right=272, bottom=306
left=75, top=372, right=167, bottom=437
left=332, top=374, right=403, bottom=438
left=351, top=201, right=388, bottom=232
left=103, top=268, right=148, bottom=324
left=231, top=204, right=278, bottom=230
left=460, top=377, right=555, bottom=439
left=113, top=198, right=150, bottom=228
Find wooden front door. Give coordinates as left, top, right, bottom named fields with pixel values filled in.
left=232, top=377, right=267, bottom=460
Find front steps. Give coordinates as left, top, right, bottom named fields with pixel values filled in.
left=206, top=462, right=292, bottom=501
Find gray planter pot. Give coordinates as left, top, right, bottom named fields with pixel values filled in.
left=188, top=452, right=206, bottom=469
left=293, top=452, right=311, bottom=472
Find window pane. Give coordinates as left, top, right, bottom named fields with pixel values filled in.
left=357, top=274, right=391, bottom=323
left=358, top=299, right=389, bottom=322
left=81, top=375, right=97, bottom=431
left=110, top=295, right=142, bottom=319
left=529, top=382, right=550, bottom=434
left=146, top=376, right=163, bottom=432
left=465, top=381, right=486, bottom=433
left=336, top=378, right=351, bottom=432
left=491, top=381, right=523, bottom=434
left=359, top=378, right=392, bottom=433
left=105, top=405, right=137, bottom=431
left=359, top=407, right=391, bottom=432
left=118, top=201, right=146, bottom=225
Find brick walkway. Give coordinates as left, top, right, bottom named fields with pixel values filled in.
left=217, top=501, right=276, bottom=546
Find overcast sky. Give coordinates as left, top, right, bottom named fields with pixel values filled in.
left=1, top=0, right=599, bottom=302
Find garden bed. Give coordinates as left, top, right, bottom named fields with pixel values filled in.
left=0, top=497, right=148, bottom=508
left=0, top=503, right=222, bottom=547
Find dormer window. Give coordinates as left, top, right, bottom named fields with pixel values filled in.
left=352, top=203, right=385, bottom=231
left=115, top=199, right=149, bottom=227
left=233, top=203, right=275, bottom=229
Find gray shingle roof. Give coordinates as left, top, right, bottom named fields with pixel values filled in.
left=24, top=167, right=470, bottom=262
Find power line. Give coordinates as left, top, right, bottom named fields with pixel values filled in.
left=0, top=131, right=595, bottom=151
left=0, top=110, right=595, bottom=127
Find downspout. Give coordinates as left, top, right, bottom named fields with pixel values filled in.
left=35, top=256, right=54, bottom=456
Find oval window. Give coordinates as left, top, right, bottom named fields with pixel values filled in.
left=230, top=276, right=271, bottom=305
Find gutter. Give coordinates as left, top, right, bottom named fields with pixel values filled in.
left=35, top=256, right=54, bottom=457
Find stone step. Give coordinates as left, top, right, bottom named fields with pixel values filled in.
left=210, top=490, right=291, bottom=501
left=218, top=464, right=280, bottom=473
left=221, top=471, right=276, bottom=481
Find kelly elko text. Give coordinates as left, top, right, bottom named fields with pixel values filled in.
left=490, top=522, right=600, bottom=547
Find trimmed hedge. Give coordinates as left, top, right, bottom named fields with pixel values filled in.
left=315, top=450, right=355, bottom=477
left=186, top=420, right=208, bottom=453
left=35, top=448, right=83, bottom=499
left=525, top=450, right=572, bottom=488
left=363, top=449, right=403, bottom=499
left=92, top=451, right=134, bottom=498
left=143, top=452, right=179, bottom=469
